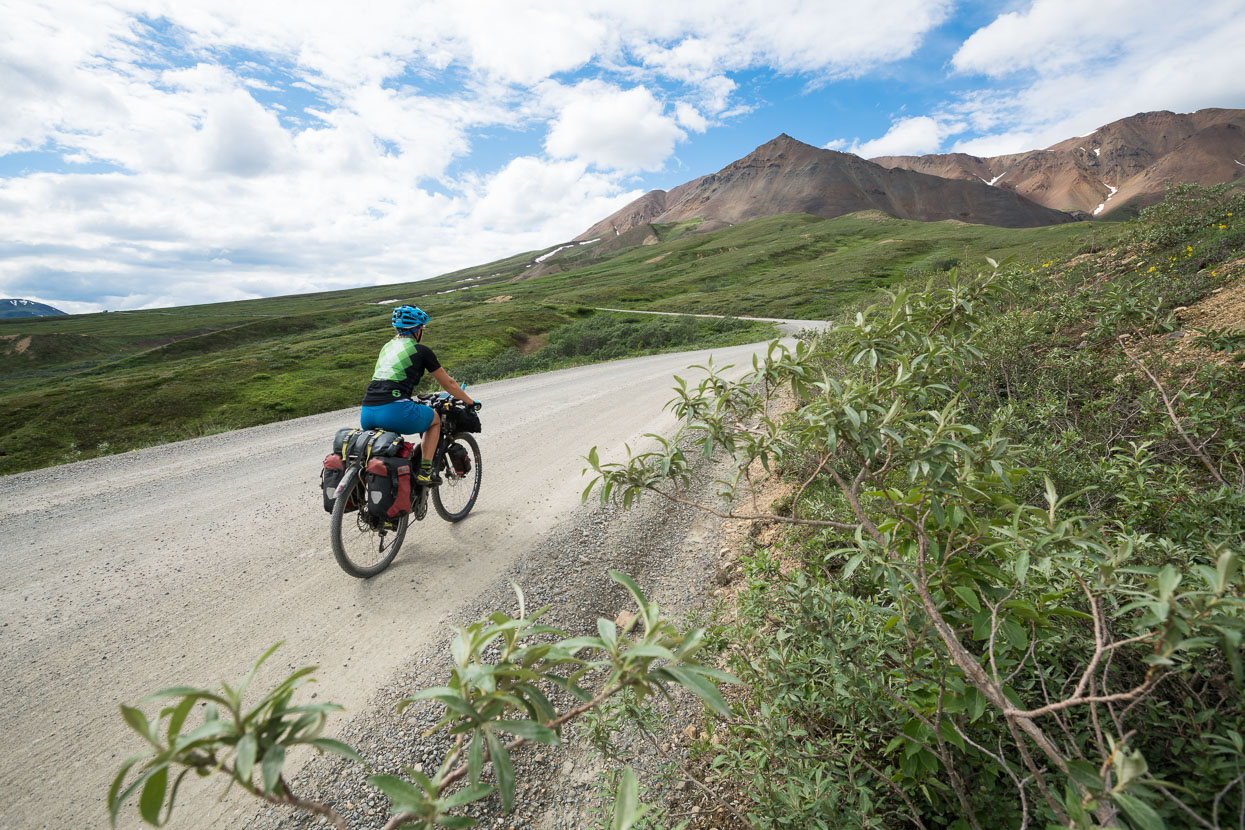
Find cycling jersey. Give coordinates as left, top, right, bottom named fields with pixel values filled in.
left=361, top=339, right=442, bottom=405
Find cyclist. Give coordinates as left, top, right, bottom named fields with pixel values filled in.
left=360, top=305, right=478, bottom=485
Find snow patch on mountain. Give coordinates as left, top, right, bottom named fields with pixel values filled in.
left=1093, top=183, right=1119, bottom=216
left=535, top=244, right=575, bottom=263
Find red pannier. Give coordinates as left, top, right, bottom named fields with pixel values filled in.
left=365, top=456, right=413, bottom=519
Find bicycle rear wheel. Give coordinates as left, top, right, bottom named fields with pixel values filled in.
left=330, top=483, right=407, bottom=578
left=433, top=433, right=482, bottom=522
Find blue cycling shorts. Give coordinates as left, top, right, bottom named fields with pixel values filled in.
left=360, top=399, right=435, bottom=435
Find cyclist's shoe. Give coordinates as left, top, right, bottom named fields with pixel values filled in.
left=415, top=466, right=441, bottom=487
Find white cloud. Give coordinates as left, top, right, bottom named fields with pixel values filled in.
left=544, top=83, right=685, bottom=172
left=844, top=116, right=961, bottom=158
left=675, top=102, right=708, bottom=132
left=469, top=156, right=640, bottom=235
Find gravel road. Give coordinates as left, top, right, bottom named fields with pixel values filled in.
left=0, top=334, right=798, bottom=829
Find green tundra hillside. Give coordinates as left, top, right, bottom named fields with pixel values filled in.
left=0, top=211, right=1106, bottom=475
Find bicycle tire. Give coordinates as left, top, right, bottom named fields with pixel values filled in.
left=432, top=433, right=482, bottom=522
left=330, top=480, right=407, bottom=578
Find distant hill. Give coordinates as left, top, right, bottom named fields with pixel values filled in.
left=872, top=108, right=1245, bottom=217
left=574, top=135, right=1076, bottom=249
left=1, top=299, right=67, bottom=319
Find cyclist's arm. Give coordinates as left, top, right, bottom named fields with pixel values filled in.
left=429, top=367, right=475, bottom=406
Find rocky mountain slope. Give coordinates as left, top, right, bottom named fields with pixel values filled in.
left=872, top=108, right=1245, bottom=217
left=1, top=299, right=65, bottom=319
left=574, top=135, right=1076, bottom=244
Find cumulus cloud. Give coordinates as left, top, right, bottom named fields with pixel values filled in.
left=838, top=116, right=963, bottom=158
left=544, top=83, right=685, bottom=172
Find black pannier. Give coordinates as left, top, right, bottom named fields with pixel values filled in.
left=447, top=442, right=471, bottom=476
left=449, top=406, right=482, bottom=434
left=365, top=457, right=413, bottom=519
left=321, top=453, right=356, bottom=513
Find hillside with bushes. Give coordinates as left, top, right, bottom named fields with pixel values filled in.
left=587, top=182, right=1244, bottom=828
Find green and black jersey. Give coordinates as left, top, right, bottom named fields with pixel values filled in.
left=361, top=338, right=442, bottom=405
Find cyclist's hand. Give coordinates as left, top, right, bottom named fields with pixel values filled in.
left=470, top=401, right=482, bottom=411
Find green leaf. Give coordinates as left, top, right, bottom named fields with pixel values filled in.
left=488, top=720, right=559, bottom=745
left=309, top=738, right=364, bottom=766
left=234, top=734, right=257, bottom=784
left=1217, top=551, right=1238, bottom=592
left=623, top=643, right=676, bottom=661
left=369, top=774, right=427, bottom=811
left=121, top=705, right=155, bottom=744
left=261, top=743, right=286, bottom=795
left=608, top=571, right=650, bottom=620
left=441, top=782, right=493, bottom=809
left=1066, top=759, right=1102, bottom=791
left=611, top=766, right=642, bottom=830
left=598, top=618, right=618, bottom=650
left=139, top=765, right=168, bottom=825
left=468, top=730, right=484, bottom=786
left=1015, top=550, right=1030, bottom=584
left=435, top=816, right=479, bottom=828
left=108, top=752, right=151, bottom=825
left=237, top=642, right=284, bottom=701
left=1157, top=565, right=1180, bottom=602
left=1113, top=792, right=1166, bottom=830
left=659, top=666, right=732, bottom=717
left=485, top=731, right=514, bottom=812
left=952, top=585, right=981, bottom=612
left=842, top=552, right=867, bottom=579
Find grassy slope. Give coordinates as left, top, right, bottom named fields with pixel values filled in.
left=0, top=212, right=1115, bottom=474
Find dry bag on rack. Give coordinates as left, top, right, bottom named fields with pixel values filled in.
left=365, top=457, right=413, bottom=519
left=332, top=427, right=404, bottom=461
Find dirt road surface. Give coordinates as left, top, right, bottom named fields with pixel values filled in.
left=0, top=333, right=806, bottom=829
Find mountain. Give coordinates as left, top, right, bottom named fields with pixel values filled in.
left=1, top=299, right=66, bottom=319
left=574, top=134, right=1077, bottom=245
left=872, top=108, right=1245, bottom=217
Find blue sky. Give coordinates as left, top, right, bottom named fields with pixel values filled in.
left=3, top=0, right=1244, bottom=313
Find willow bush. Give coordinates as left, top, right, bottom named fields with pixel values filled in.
left=586, top=185, right=1244, bottom=828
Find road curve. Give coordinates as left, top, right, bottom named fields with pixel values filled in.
left=0, top=335, right=801, bottom=829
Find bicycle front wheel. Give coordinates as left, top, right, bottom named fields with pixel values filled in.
left=433, top=433, right=482, bottom=522
left=330, top=483, right=407, bottom=578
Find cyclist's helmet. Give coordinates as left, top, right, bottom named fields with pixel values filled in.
left=391, top=305, right=429, bottom=331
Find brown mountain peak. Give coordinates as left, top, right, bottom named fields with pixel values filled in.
left=874, top=107, right=1245, bottom=217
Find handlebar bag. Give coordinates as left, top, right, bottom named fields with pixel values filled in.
left=320, top=454, right=356, bottom=513
left=365, top=457, right=413, bottom=519
left=449, top=406, right=482, bottom=434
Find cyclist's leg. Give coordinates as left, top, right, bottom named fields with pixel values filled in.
left=420, top=410, right=440, bottom=464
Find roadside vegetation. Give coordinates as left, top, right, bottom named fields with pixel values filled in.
left=0, top=211, right=1101, bottom=475
left=586, top=183, right=1245, bottom=828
